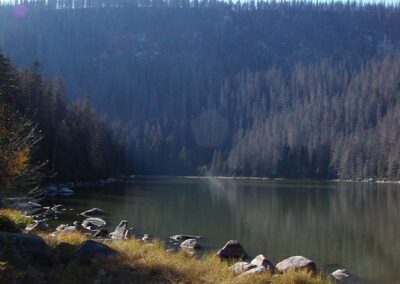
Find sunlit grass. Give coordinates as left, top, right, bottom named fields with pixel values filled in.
left=0, top=208, right=32, bottom=226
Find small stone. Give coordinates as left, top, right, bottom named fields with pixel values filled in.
left=170, top=234, right=201, bottom=241
left=142, top=234, right=150, bottom=241
left=331, top=269, right=351, bottom=280
left=80, top=208, right=106, bottom=217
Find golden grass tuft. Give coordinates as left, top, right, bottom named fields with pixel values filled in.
left=0, top=208, right=32, bottom=226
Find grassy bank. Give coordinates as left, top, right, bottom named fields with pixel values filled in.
left=0, top=209, right=331, bottom=284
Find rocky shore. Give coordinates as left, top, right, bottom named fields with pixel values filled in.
left=0, top=190, right=351, bottom=283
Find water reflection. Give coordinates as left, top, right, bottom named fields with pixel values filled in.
left=56, top=178, right=400, bottom=283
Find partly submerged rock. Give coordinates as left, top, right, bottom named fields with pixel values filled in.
left=110, top=220, right=131, bottom=240
left=331, top=269, right=351, bottom=281
left=216, top=240, right=248, bottom=259
left=180, top=238, right=201, bottom=250
left=80, top=208, right=106, bottom=217
left=170, top=234, right=202, bottom=241
left=82, top=217, right=107, bottom=229
left=229, top=262, right=256, bottom=275
left=276, top=256, right=316, bottom=273
left=73, top=240, right=118, bottom=262
left=57, top=187, right=74, bottom=196
left=52, top=204, right=65, bottom=212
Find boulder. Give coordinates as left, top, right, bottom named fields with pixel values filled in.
left=110, top=220, right=131, bottom=240
left=0, top=232, right=52, bottom=263
left=82, top=217, right=107, bottom=230
left=170, top=234, right=201, bottom=241
left=73, top=240, right=118, bottom=262
left=331, top=269, right=351, bottom=281
left=25, top=220, right=49, bottom=232
left=276, top=256, right=316, bottom=273
left=229, top=262, right=256, bottom=275
left=80, top=208, right=106, bottom=217
left=94, top=228, right=109, bottom=238
left=241, top=266, right=268, bottom=275
left=180, top=238, right=201, bottom=250
left=250, top=254, right=275, bottom=272
left=216, top=240, right=248, bottom=259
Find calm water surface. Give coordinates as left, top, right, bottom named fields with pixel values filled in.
left=52, top=177, right=400, bottom=283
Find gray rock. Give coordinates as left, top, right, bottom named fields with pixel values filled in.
left=94, top=228, right=109, bottom=238
left=25, top=220, right=49, bottom=232
left=61, top=226, right=78, bottom=233
left=142, top=234, right=150, bottom=241
left=82, top=217, right=107, bottom=229
left=0, top=232, right=52, bottom=263
left=276, top=256, right=316, bottom=273
left=170, top=234, right=202, bottom=241
left=52, top=204, right=65, bottom=212
left=56, top=224, right=69, bottom=231
left=241, top=266, right=268, bottom=275
left=80, top=208, right=106, bottom=217
left=110, top=220, right=131, bottom=240
left=57, top=187, right=74, bottom=196
left=180, top=238, right=201, bottom=249
left=250, top=254, right=275, bottom=272
left=73, top=221, right=81, bottom=227
left=331, top=269, right=351, bottom=280
left=216, top=240, right=248, bottom=259
left=229, top=262, right=257, bottom=275
left=73, top=240, right=117, bottom=262
left=45, top=185, right=58, bottom=196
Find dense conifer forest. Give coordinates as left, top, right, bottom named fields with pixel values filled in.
left=1, top=0, right=400, bottom=179
left=0, top=54, right=125, bottom=194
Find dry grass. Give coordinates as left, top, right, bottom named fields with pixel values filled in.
left=0, top=210, right=331, bottom=283
left=49, top=236, right=331, bottom=284
left=0, top=208, right=32, bottom=226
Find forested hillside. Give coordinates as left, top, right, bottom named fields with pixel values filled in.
left=0, top=53, right=125, bottom=195
left=1, top=1, right=400, bottom=178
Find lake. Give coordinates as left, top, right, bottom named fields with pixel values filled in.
left=51, top=177, right=400, bottom=283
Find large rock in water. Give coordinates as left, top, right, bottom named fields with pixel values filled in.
left=250, top=254, right=275, bottom=272
left=73, top=240, right=118, bottom=262
left=80, top=208, right=106, bottom=217
left=276, top=256, right=316, bottom=273
left=180, top=238, right=201, bottom=249
left=0, top=232, right=52, bottom=263
left=110, top=220, right=131, bottom=240
left=216, top=240, right=248, bottom=259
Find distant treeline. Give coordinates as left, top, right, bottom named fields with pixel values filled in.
left=0, top=54, right=125, bottom=195
left=0, top=1, right=400, bottom=179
